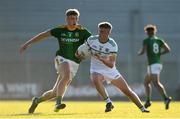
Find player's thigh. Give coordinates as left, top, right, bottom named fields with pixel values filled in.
left=144, top=74, right=152, bottom=84
left=59, top=62, right=71, bottom=77
left=52, top=62, right=71, bottom=92
left=55, top=56, right=79, bottom=79
left=111, top=76, right=132, bottom=93
left=55, top=56, right=71, bottom=78
left=91, top=72, right=105, bottom=83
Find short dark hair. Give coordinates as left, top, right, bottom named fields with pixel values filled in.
left=144, top=24, right=157, bottom=33
left=66, top=9, right=80, bottom=17
left=98, top=22, right=112, bottom=29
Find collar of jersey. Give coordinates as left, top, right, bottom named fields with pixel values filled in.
left=66, top=24, right=82, bottom=31
left=149, top=35, right=158, bottom=39
left=98, top=37, right=109, bottom=44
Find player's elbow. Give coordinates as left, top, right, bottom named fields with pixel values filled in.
left=167, top=47, right=171, bottom=52
left=165, top=47, right=171, bottom=54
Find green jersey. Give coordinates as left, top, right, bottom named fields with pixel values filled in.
left=50, top=25, right=91, bottom=64
left=143, top=36, right=165, bottom=65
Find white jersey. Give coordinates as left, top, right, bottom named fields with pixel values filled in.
left=87, top=35, right=120, bottom=80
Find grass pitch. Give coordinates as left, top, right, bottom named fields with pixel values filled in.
left=0, top=101, right=179, bottom=119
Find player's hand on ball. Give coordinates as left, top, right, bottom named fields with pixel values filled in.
left=75, top=51, right=85, bottom=60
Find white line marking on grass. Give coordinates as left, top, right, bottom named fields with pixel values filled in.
left=0, top=117, right=180, bottom=119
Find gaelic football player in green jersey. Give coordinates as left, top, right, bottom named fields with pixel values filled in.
left=20, top=9, right=91, bottom=113
left=138, top=24, right=171, bottom=109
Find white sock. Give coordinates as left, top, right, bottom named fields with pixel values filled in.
left=105, top=97, right=112, bottom=103
left=140, top=106, right=146, bottom=112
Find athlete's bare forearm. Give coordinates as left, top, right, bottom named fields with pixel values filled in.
left=161, top=43, right=171, bottom=55
left=19, top=30, right=51, bottom=54
left=138, top=44, right=147, bottom=55
left=26, top=31, right=51, bottom=46
left=138, top=48, right=145, bottom=55
left=161, top=49, right=170, bottom=55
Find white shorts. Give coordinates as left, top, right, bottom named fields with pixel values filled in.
left=147, top=63, right=163, bottom=75
left=90, top=69, right=122, bottom=84
left=55, top=56, right=79, bottom=78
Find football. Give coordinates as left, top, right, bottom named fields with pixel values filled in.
left=77, top=43, right=91, bottom=59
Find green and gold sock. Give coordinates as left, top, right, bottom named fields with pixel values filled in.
left=146, top=96, right=151, bottom=102
left=56, top=96, right=62, bottom=105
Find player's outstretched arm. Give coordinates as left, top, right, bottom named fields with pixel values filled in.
left=138, top=44, right=147, bottom=55
left=161, top=42, right=171, bottom=55
left=19, top=30, right=51, bottom=54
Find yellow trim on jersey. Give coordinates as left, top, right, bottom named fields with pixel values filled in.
left=57, top=24, right=85, bottom=30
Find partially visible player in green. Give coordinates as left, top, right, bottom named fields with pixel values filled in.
left=138, top=24, right=171, bottom=109
left=20, top=9, right=91, bottom=113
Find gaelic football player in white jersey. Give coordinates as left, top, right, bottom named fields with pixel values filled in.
left=79, top=22, right=149, bottom=113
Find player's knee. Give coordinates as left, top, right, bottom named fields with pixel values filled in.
left=49, top=90, right=56, bottom=98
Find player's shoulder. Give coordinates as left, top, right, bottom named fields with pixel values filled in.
left=58, top=25, right=66, bottom=28
left=50, top=25, right=65, bottom=31
left=143, top=37, right=149, bottom=41
left=143, top=37, right=150, bottom=44
left=155, top=36, right=164, bottom=41
left=88, top=35, right=98, bottom=41
left=55, top=24, right=87, bottom=30
left=50, top=25, right=66, bottom=32
left=76, top=24, right=89, bottom=31
left=55, top=25, right=67, bottom=29
left=86, top=35, right=98, bottom=45
left=154, top=36, right=165, bottom=44
left=108, top=37, right=117, bottom=47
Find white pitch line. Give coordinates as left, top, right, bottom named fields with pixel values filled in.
left=0, top=117, right=180, bottom=119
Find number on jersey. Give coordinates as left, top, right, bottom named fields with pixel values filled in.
left=153, top=43, right=159, bottom=54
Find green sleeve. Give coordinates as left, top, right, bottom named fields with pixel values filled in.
left=50, top=27, right=60, bottom=38
left=160, top=39, right=166, bottom=47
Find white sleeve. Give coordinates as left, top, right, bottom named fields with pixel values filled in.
left=111, top=41, right=118, bottom=53
left=86, top=36, right=94, bottom=47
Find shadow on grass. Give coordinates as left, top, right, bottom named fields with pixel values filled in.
left=0, top=111, right=104, bottom=117
left=0, top=113, right=42, bottom=117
